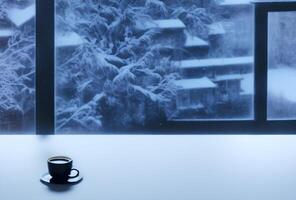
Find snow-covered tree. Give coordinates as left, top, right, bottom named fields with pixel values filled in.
left=0, top=1, right=35, bottom=130
left=55, top=0, right=216, bottom=132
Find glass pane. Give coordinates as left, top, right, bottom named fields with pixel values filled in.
left=0, top=1, right=35, bottom=133
left=55, top=0, right=254, bottom=133
left=268, top=12, right=296, bottom=120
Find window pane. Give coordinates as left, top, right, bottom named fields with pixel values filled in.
left=55, top=0, right=254, bottom=133
left=268, top=12, right=296, bottom=120
left=0, top=1, right=35, bottom=133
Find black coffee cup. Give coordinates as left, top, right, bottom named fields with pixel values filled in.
left=48, top=156, right=79, bottom=183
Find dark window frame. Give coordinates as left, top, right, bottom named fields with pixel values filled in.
left=35, top=0, right=296, bottom=135
left=36, top=0, right=55, bottom=134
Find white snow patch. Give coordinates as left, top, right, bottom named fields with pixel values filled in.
left=220, top=0, right=251, bottom=5
left=179, top=103, right=205, bottom=110
left=139, top=19, right=186, bottom=30
left=177, top=56, right=253, bottom=69
left=268, top=67, right=296, bottom=103
left=0, top=29, right=13, bottom=38
left=185, top=32, right=209, bottom=47
left=214, top=74, right=243, bottom=82
left=174, top=77, right=217, bottom=90
left=131, top=85, right=159, bottom=102
left=56, top=32, right=84, bottom=47
left=208, top=23, right=226, bottom=36
left=7, top=4, right=35, bottom=27
left=241, top=67, right=296, bottom=102
left=241, top=73, right=253, bottom=95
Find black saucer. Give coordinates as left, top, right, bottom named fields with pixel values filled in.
left=40, top=173, right=83, bottom=185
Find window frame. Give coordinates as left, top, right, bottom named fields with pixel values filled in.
left=34, top=0, right=296, bottom=135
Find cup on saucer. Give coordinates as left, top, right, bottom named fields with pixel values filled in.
left=41, top=156, right=81, bottom=184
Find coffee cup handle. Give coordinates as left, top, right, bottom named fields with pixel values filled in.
left=69, top=169, right=79, bottom=179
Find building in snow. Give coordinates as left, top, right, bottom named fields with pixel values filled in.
left=184, top=32, right=209, bottom=58
left=174, top=77, right=217, bottom=114
left=177, top=56, right=253, bottom=78
left=213, top=74, right=244, bottom=103
left=0, top=29, right=14, bottom=48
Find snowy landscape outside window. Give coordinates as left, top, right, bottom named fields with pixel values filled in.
left=268, top=11, right=296, bottom=120
left=0, top=0, right=35, bottom=132
left=55, top=0, right=254, bottom=133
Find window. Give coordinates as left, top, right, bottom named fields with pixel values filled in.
left=268, top=11, right=296, bottom=120
left=55, top=0, right=254, bottom=133
left=0, top=1, right=35, bottom=132
left=1, top=0, right=295, bottom=134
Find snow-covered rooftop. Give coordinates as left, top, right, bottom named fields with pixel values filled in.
left=220, top=0, right=251, bottom=5
left=174, top=77, right=217, bottom=90
left=207, top=23, right=226, bottom=36
left=213, top=74, right=243, bottom=82
left=139, top=19, right=186, bottom=30
left=56, top=32, right=84, bottom=48
left=7, top=4, right=35, bottom=27
left=177, top=56, right=253, bottom=69
left=185, top=33, right=209, bottom=47
left=0, top=29, right=13, bottom=38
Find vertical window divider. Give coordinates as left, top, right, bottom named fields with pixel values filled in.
left=254, top=4, right=268, bottom=127
left=36, top=0, right=55, bottom=134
